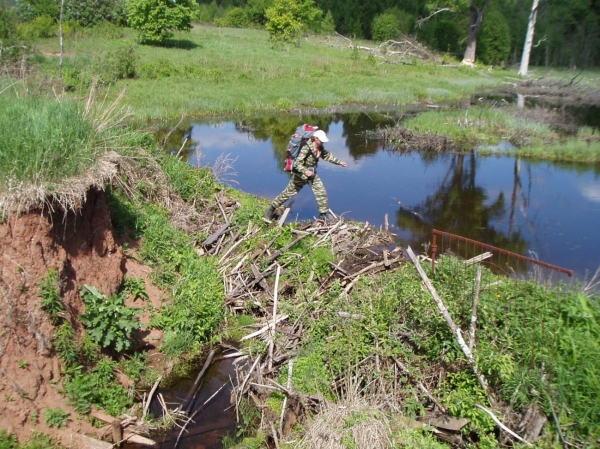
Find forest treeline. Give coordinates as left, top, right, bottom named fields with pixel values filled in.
left=1, top=0, right=599, bottom=68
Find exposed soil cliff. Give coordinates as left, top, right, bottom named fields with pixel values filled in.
left=0, top=188, right=124, bottom=446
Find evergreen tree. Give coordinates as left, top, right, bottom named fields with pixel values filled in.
left=477, top=2, right=510, bottom=64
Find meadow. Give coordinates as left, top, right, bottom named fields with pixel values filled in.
left=28, top=24, right=506, bottom=120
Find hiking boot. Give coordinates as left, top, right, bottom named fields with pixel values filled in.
left=265, top=205, right=275, bottom=220
left=317, top=213, right=327, bottom=222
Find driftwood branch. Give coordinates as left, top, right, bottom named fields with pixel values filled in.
left=468, top=266, right=482, bottom=351
left=417, top=8, right=453, bottom=27
left=183, top=349, right=216, bottom=412
left=407, top=246, right=494, bottom=404
left=279, top=360, right=294, bottom=435
left=142, top=376, right=163, bottom=420
left=475, top=404, right=533, bottom=447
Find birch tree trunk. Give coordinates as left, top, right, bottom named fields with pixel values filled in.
left=462, top=0, right=490, bottom=66
left=518, top=0, right=539, bottom=76
left=59, top=0, right=64, bottom=76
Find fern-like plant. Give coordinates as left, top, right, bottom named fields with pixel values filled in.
left=80, top=285, right=140, bottom=353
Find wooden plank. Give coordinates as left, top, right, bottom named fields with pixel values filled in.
left=202, top=222, right=230, bottom=247
left=69, top=433, right=113, bottom=449
left=122, top=431, right=158, bottom=447
left=422, top=414, right=468, bottom=431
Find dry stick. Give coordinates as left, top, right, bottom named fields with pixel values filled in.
left=268, top=265, right=282, bottom=372
left=214, top=193, right=228, bottom=222
left=142, top=375, right=163, bottom=419
left=341, top=255, right=403, bottom=296
left=266, top=233, right=310, bottom=263
left=392, top=357, right=446, bottom=413
left=407, top=246, right=494, bottom=404
left=312, top=219, right=343, bottom=248
left=475, top=404, right=533, bottom=447
left=279, top=360, right=294, bottom=436
left=218, top=230, right=243, bottom=264
left=174, top=382, right=228, bottom=449
left=270, top=422, right=281, bottom=449
left=468, top=266, right=482, bottom=352
left=235, top=356, right=261, bottom=424
left=277, top=208, right=291, bottom=227
left=183, top=350, right=217, bottom=413
left=175, top=137, right=189, bottom=158
left=240, top=315, right=289, bottom=341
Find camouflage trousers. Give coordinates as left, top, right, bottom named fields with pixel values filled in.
left=271, top=173, right=329, bottom=215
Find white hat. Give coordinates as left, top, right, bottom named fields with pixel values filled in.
left=313, top=129, right=329, bottom=142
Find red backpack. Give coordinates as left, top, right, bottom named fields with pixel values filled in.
left=284, top=124, right=318, bottom=171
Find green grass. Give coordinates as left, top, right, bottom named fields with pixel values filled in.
left=0, top=87, right=147, bottom=192
left=28, top=25, right=507, bottom=120
left=402, top=105, right=600, bottom=162
left=0, top=94, right=96, bottom=188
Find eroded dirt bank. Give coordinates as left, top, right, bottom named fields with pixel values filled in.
left=0, top=188, right=123, bottom=446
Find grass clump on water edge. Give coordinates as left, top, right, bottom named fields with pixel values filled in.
left=401, top=105, right=600, bottom=162
left=0, top=86, right=144, bottom=195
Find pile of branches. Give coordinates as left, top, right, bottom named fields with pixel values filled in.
left=326, top=32, right=441, bottom=64
left=376, top=124, right=454, bottom=153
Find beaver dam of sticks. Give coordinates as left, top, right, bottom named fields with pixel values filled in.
left=141, top=187, right=546, bottom=449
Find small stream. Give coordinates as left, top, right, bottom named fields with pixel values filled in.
left=150, top=357, right=239, bottom=449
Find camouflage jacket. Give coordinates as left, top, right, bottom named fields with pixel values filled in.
left=293, top=139, right=343, bottom=178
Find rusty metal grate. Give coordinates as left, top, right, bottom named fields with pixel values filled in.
left=431, top=229, right=573, bottom=279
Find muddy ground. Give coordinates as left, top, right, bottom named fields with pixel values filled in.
left=0, top=188, right=166, bottom=447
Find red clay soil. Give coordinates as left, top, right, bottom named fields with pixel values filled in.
left=0, top=188, right=124, bottom=446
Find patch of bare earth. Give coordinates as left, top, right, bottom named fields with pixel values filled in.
left=0, top=188, right=138, bottom=446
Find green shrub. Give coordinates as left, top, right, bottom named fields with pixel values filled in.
left=127, top=0, right=193, bottom=44
left=192, top=0, right=219, bottom=23
left=371, top=12, right=400, bottom=42
left=54, top=322, right=79, bottom=366
left=61, top=19, right=83, bottom=37
left=64, top=357, right=131, bottom=415
left=477, top=5, right=511, bottom=65
left=43, top=408, right=70, bottom=428
left=214, top=7, right=248, bottom=28
left=84, top=20, right=125, bottom=39
left=245, top=0, right=272, bottom=26
left=97, top=44, right=138, bottom=82
left=18, top=15, right=56, bottom=38
left=265, top=0, right=322, bottom=45
left=79, top=284, right=140, bottom=353
left=64, top=0, right=123, bottom=27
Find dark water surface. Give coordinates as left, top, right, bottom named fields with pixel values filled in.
left=165, top=111, right=600, bottom=281
left=153, top=358, right=238, bottom=449
left=157, top=109, right=599, bottom=448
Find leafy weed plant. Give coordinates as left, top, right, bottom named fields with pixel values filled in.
left=43, top=408, right=70, bottom=428
left=80, top=284, right=140, bottom=353
left=37, top=268, right=64, bottom=325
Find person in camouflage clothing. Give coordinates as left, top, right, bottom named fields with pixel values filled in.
left=265, top=129, right=347, bottom=221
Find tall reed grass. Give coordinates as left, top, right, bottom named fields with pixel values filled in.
left=0, top=88, right=140, bottom=192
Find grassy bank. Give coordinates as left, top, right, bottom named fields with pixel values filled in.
left=399, top=105, right=600, bottom=162
left=1, top=90, right=599, bottom=448
left=27, top=25, right=506, bottom=120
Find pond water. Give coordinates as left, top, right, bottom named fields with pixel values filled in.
left=162, top=109, right=600, bottom=282
left=155, top=106, right=600, bottom=448
left=151, top=357, right=238, bottom=449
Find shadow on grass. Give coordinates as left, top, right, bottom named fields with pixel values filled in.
left=142, top=39, right=200, bottom=50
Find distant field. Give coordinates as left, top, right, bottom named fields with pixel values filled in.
left=30, top=25, right=509, bottom=120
